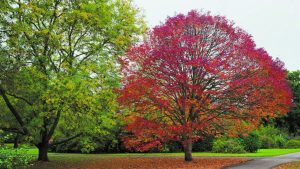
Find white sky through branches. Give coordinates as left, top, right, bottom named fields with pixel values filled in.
left=134, top=0, right=300, bottom=71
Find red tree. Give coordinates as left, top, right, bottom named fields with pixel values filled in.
left=118, top=11, right=292, bottom=161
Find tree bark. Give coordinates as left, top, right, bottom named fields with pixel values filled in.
left=0, top=87, right=28, bottom=135
left=183, top=141, right=193, bottom=161
left=37, top=142, right=49, bottom=161
left=13, top=135, right=19, bottom=148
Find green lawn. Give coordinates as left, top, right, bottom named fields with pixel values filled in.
left=3, top=144, right=300, bottom=157
left=191, top=149, right=300, bottom=157
left=47, top=149, right=300, bottom=157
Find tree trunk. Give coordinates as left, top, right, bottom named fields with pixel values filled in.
left=37, top=142, right=49, bottom=161
left=184, top=141, right=193, bottom=161
left=13, top=135, right=19, bottom=148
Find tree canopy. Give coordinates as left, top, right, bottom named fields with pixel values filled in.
left=0, top=0, right=145, bottom=161
left=118, top=10, right=292, bottom=161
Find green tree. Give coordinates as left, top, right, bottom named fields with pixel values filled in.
left=276, top=70, right=300, bottom=136
left=0, top=0, right=145, bottom=161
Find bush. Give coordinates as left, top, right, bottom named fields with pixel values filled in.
left=212, top=138, right=245, bottom=153
left=291, top=136, right=300, bottom=141
left=275, top=136, right=287, bottom=148
left=165, top=141, right=182, bottom=152
left=256, top=126, right=288, bottom=148
left=285, top=139, right=300, bottom=148
left=193, top=135, right=214, bottom=152
left=260, top=135, right=276, bottom=148
left=51, top=124, right=126, bottom=153
left=241, top=132, right=260, bottom=153
left=0, top=147, right=33, bottom=169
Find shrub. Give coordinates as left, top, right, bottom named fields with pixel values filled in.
left=51, top=125, right=125, bottom=153
left=0, top=147, right=33, bottom=169
left=256, top=125, right=288, bottom=148
left=212, top=138, right=245, bottom=153
left=260, top=135, right=276, bottom=148
left=193, top=135, right=214, bottom=152
left=275, top=136, right=287, bottom=148
left=241, top=132, right=260, bottom=153
left=285, top=139, right=300, bottom=148
left=165, top=141, right=182, bottom=152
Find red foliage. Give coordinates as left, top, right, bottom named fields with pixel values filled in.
left=119, top=10, right=292, bottom=152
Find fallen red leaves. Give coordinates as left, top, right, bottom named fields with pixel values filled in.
left=29, top=157, right=249, bottom=169
left=273, top=161, right=300, bottom=169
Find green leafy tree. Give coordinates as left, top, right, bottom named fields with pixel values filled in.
left=51, top=118, right=126, bottom=153
left=0, top=0, right=145, bottom=161
left=275, top=70, right=300, bottom=136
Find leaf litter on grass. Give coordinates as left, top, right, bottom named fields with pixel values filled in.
left=29, top=157, right=249, bottom=169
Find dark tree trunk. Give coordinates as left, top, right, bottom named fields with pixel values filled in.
left=37, top=142, right=49, bottom=161
left=184, top=141, right=193, bottom=161
left=13, top=135, right=19, bottom=148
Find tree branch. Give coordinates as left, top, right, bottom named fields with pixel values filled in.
left=0, top=127, right=25, bottom=135
left=50, top=133, right=83, bottom=147
left=6, top=92, right=33, bottom=106
left=47, top=111, right=61, bottom=141
left=0, top=86, right=28, bottom=135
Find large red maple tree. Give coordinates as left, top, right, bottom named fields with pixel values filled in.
left=118, top=11, right=292, bottom=161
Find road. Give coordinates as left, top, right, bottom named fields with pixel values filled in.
left=225, top=152, right=300, bottom=169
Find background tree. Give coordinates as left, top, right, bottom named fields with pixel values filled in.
left=118, top=11, right=292, bottom=161
left=0, top=0, right=145, bottom=161
left=275, top=70, right=300, bottom=136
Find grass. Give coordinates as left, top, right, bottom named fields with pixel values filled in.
left=189, top=149, right=300, bottom=157
left=3, top=144, right=300, bottom=157
left=41, top=149, right=300, bottom=157
left=3, top=144, right=38, bottom=155
left=27, top=149, right=300, bottom=169
left=2, top=145, right=299, bottom=169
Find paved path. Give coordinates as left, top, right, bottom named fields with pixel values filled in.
left=225, top=152, right=300, bottom=169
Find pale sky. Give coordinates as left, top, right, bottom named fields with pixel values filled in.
left=134, top=0, right=300, bottom=71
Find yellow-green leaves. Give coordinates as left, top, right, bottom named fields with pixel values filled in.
left=0, top=0, right=145, bottom=154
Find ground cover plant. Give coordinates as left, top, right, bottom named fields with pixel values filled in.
left=0, top=146, right=33, bottom=169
